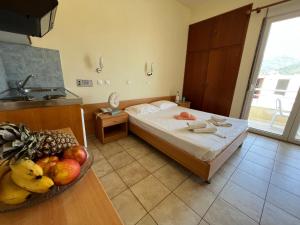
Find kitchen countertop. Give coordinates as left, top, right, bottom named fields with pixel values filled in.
left=0, top=97, right=83, bottom=111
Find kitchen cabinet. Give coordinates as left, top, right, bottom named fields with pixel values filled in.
left=0, top=104, right=85, bottom=145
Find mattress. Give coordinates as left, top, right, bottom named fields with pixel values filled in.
left=126, top=106, right=248, bottom=161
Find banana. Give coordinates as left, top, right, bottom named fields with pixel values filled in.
left=10, top=159, right=43, bottom=180
left=0, top=160, right=10, bottom=180
left=11, top=172, right=54, bottom=194
left=0, top=172, right=31, bottom=205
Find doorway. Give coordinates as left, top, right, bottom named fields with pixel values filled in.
left=243, top=12, right=300, bottom=144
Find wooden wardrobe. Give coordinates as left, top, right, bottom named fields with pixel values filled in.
left=183, top=4, right=252, bottom=116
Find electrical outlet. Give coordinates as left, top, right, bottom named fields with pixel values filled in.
left=76, top=79, right=93, bottom=87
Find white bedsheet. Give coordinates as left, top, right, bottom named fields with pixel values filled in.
left=126, top=106, right=248, bottom=161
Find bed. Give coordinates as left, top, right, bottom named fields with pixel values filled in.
left=126, top=104, right=248, bottom=182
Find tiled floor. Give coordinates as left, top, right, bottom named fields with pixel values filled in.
left=87, top=133, right=300, bottom=225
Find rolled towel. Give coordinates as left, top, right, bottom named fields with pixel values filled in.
left=211, top=115, right=226, bottom=123
left=187, top=121, right=207, bottom=130
left=193, top=127, right=217, bottom=133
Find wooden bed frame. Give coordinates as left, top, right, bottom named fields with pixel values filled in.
left=129, top=123, right=247, bottom=182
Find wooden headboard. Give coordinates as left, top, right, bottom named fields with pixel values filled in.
left=82, top=96, right=175, bottom=136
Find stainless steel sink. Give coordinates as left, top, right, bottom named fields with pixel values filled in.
left=23, top=87, right=63, bottom=93
left=0, top=96, right=34, bottom=101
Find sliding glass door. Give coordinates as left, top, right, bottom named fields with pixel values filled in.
left=243, top=11, right=300, bottom=144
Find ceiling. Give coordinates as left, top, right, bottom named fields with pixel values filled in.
left=177, top=0, right=206, bottom=7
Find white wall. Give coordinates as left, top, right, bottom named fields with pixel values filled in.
left=189, top=0, right=282, bottom=118
left=32, top=0, right=190, bottom=104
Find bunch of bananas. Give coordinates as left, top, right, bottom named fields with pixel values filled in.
left=0, top=159, right=54, bottom=205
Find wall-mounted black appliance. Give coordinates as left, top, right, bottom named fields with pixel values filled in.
left=0, top=0, right=58, bottom=37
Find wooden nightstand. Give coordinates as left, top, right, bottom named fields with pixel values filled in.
left=95, top=111, right=128, bottom=144
left=177, top=101, right=191, bottom=108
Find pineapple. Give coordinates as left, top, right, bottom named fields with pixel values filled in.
left=0, top=123, right=77, bottom=163
left=38, top=131, right=77, bottom=156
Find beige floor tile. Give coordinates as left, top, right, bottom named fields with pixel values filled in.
left=267, top=184, right=300, bottom=219
left=138, top=152, right=168, bottom=173
left=276, top=156, right=300, bottom=170
left=244, top=152, right=274, bottom=169
left=220, top=182, right=264, bottom=222
left=118, top=135, right=142, bottom=149
left=150, top=194, right=201, bottom=225
left=90, top=148, right=105, bottom=162
left=277, top=151, right=300, bottom=161
left=233, top=145, right=249, bottom=158
left=100, top=172, right=127, bottom=199
left=99, top=142, right=124, bottom=159
left=92, top=158, right=114, bottom=178
left=112, top=189, right=147, bottom=225
left=244, top=134, right=256, bottom=145
left=238, top=160, right=272, bottom=182
left=126, top=143, right=153, bottom=160
left=216, top=162, right=236, bottom=179
left=205, top=173, right=228, bottom=194
left=273, top=162, right=300, bottom=181
left=94, top=140, right=104, bottom=149
left=261, top=202, right=300, bottom=225
left=242, top=141, right=252, bottom=150
left=231, top=169, right=269, bottom=198
left=227, top=153, right=243, bottom=167
left=136, top=214, right=157, bottom=225
left=87, top=142, right=98, bottom=150
left=154, top=163, right=190, bottom=191
left=277, top=142, right=300, bottom=160
left=117, top=161, right=150, bottom=187
left=199, top=220, right=209, bottom=225
left=249, top=145, right=277, bottom=159
left=131, top=175, right=170, bottom=211
left=204, top=198, right=258, bottom=225
left=271, top=172, right=300, bottom=197
left=108, top=151, right=135, bottom=170
left=253, top=136, right=278, bottom=151
left=174, top=176, right=216, bottom=217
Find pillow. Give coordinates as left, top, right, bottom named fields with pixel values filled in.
left=151, top=100, right=177, bottom=110
left=125, top=103, right=160, bottom=115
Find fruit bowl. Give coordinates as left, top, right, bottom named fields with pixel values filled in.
left=0, top=148, right=93, bottom=212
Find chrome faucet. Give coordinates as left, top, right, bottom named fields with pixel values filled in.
left=16, top=74, right=35, bottom=89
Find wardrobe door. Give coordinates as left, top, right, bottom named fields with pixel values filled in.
left=187, top=18, right=216, bottom=52
left=202, top=46, right=242, bottom=115
left=183, top=51, right=209, bottom=110
left=211, top=5, right=252, bottom=48
left=183, top=4, right=252, bottom=116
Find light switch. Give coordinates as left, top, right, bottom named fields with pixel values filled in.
left=97, top=80, right=103, bottom=85
left=104, top=80, right=110, bottom=85
left=76, top=79, right=93, bottom=87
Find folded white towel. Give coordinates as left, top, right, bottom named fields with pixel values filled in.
left=193, top=127, right=217, bottom=133
left=211, top=115, right=226, bottom=123
left=187, top=121, right=207, bottom=130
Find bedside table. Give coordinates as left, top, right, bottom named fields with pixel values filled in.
left=177, top=101, right=191, bottom=108
left=95, top=111, right=128, bottom=144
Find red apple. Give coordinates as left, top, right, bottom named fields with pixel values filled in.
left=52, top=159, right=81, bottom=186
left=63, top=145, right=87, bottom=165
left=36, top=156, right=59, bottom=176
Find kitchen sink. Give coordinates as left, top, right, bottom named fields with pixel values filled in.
left=23, top=87, right=63, bottom=93
left=0, top=96, right=34, bottom=101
